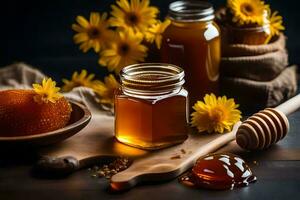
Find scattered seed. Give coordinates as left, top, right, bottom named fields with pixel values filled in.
left=88, top=157, right=131, bottom=180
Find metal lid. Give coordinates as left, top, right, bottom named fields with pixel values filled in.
left=168, top=1, right=215, bottom=22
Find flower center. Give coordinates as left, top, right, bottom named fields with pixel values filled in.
left=210, top=107, right=225, bottom=123
left=241, top=3, right=254, bottom=16
left=126, top=12, right=139, bottom=25
left=34, top=93, right=49, bottom=104
left=118, top=43, right=130, bottom=56
left=88, top=27, right=101, bottom=39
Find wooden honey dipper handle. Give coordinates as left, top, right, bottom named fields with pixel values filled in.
left=275, top=94, right=300, bottom=115
left=236, top=94, right=300, bottom=150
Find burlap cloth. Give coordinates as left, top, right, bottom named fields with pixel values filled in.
left=221, top=65, right=297, bottom=113
left=221, top=34, right=289, bottom=81
left=220, top=33, right=298, bottom=113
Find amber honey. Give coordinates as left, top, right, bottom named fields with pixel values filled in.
left=115, top=63, right=189, bottom=150
left=224, top=24, right=272, bottom=45
left=161, top=1, right=221, bottom=108
left=179, top=153, right=256, bottom=190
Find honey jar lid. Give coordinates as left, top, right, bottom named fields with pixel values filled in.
left=168, top=1, right=215, bottom=22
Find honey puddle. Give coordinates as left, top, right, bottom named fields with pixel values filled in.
left=179, top=153, right=257, bottom=190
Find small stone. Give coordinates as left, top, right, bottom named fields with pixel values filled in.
left=98, top=171, right=105, bottom=176
left=171, top=155, right=181, bottom=159
left=91, top=174, right=98, bottom=178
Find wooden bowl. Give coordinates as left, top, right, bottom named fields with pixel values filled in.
left=0, top=101, right=91, bottom=147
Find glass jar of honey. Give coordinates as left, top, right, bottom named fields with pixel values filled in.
left=221, top=8, right=272, bottom=45
left=225, top=24, right=271, bottom=45
left=115, top=63, right=189, bottom=150
left=161, top=1, right=221, bottom=108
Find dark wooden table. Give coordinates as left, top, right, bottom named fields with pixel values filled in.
left=0, top=105, right=300, bottom=200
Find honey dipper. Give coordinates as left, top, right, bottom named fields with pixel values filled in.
left=236, top=94, right=300, bottom=150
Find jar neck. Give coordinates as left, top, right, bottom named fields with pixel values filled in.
left=169, top=17, right=214, bottom=28
left=168, top=1, right=215, bottom=23
left=226, top=22, right=270, bottom=32
left=120, top=63, right=185, bottom=99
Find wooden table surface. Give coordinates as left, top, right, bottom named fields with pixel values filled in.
left=0, top=105, right=300, bottom=200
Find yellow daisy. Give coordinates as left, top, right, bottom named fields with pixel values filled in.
left=72, top=12, right=113, bottom=53
left=264, top=10, right=285, bottom=44
left=269, top=11, right=285, bottom=37
left=99, top=29, right=148, bottom=74
left=228, top=0, right=269, bottom=26
left=145, top=19, right=171, bottom=49
left=191, top=94, right=242, bottom=134
left=62, top=70, right=95, bottom=92
left=93, top=74, right=120, bottom=107
left=110, top=0, right=159, bottom=33
left=33, top=78, right=63, bottom=104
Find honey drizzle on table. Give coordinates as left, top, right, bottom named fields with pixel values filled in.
left=179, top=153, right=257, bottom=190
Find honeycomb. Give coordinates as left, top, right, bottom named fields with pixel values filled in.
left=0, top=90, right=72, bottom=136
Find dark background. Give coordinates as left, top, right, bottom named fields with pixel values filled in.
left=0, top=0, right=298, bottom=82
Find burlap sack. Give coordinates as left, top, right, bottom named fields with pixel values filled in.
left=221, top=65, right=298, bottom=114
left=221, top=34, right=288, bottom=81
left=223, top=34, right=286, bottom=56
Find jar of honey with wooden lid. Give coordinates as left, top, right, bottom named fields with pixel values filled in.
left=161, top=1, right=221, bottom=108
left=115, top=63, right=189, bottom=150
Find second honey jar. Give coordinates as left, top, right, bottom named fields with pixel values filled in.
left=161, top=1, right=221, bottom=108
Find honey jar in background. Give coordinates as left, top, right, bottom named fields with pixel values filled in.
left=221, top=8, right=271, bottom=45
left=114, top=63, right=189, bottom=150
left=224, top=23, right=271, bottom=45
left=161, top=1, right=221, bottom=108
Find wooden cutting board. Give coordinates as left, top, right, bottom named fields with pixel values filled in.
left=37, top=112, right=241, bottom=190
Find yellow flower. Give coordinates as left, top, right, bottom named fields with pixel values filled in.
left=269, top=11, right=285, bottom=37
left=62, top=70, right=95, bottom=92
left=99, top=29, right=148, bottom=74
left=228, top=0, right=268, bottom=26
left=110, top=0, right=159, bottom=33
left=145, top=19, right=171, bottom=49
left=93, top=74, right=120, bottom=107
left=191, top=94, right=242, bottom=134
left=264, top=10, right=285, bottom=44
left=72, top=12, right=113, bottom=53
left=33, top=78, right=63, bottom=104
